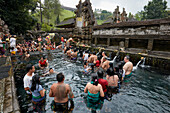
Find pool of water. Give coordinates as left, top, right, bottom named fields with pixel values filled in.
left=14, top=51, right=170, bottom=113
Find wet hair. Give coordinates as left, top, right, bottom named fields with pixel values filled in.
left=26, top=64, right=33, bottom=72
left=97, top=70, right=104, bottom=78
left=91, top=73, right=98, bottom=86
left=84, top=61, right=87, bottom=65
left=125, top=55, right=130, bottom=60
left=74, top=49, right=77, bottom=52
left=85, top=50, right=88, bottom=53
left=93, top=52, right=96, bottom=55
left=109, top=62, right=113, bottom=68
left=106, top=68, right=114, bottom=76
left=31, top=75, right=40, bottom=91
left=49, top=68, right=53, bottom=71
left=56, top=73, right=64, bottom=82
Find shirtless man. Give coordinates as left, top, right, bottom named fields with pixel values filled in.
left=49, top=73, right=74, bottom=112
left=102, top=57, right=110, bottom=71
left=71, top=49, right=77, bottom=60
left=66, top=49, right=71, bottom=57
left=123, top=55, right=133, bottom=79
left=88, top=52, right=98, bottom=64
left=100, top=52, right=107, bottom=66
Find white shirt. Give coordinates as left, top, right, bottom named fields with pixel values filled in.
left=0, top=39, right=3, bottom=47
left=84, top=53, right=89, bottom=61
left=10, top=38, right=16, bottom=47
left=23, top=73, right=35, bottom=94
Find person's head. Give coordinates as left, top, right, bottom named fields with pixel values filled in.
left=124, top=55, right=130, bottom=63
left=74, top=49, right=77, bottom=52
left=102, top=51, right=106, bottom=56
left=49, top=68, right=54, bottom=73
left=103, top=56, right=107, bottom=62
left=31, top=75, right=40, bottom=91
left=109, top=62, right=113, bottom=68
left=97, top=70, right=104, bottom=78
left=85, top=50, right=88, bottom=53
left=93, top=52, right=96, bottom=55
left=91, top=73, right=98, bottom=86
left=26, top=64, right=35, bottom=73
left=56, top=73, right=65, bottom=82
left=106, top=67, right=114, bottom=76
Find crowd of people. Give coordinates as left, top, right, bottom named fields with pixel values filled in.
left=22, top=36, right=134, bottom=113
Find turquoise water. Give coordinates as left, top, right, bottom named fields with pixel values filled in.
left=14, top=51, right=170, bottom=113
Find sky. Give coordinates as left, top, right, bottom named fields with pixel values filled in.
left=59, top=0, right=170, bottom=14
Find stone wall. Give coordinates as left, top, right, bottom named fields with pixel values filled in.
left=92, top=18, right=170, bottom=52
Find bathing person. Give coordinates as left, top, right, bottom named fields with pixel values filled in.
left=49, top=73, right=74, bottom=112
left=102, top=57, right=110, bottom=71
left=23, top=64, right=35, bottom=94
left=30, top=75, right=46, bottom=112
left=42, top=68, right=58, bottom=77
left=39, top=56, right=48, bottom=70
left=61, top=36, right=64, bottom=49
left=66, top=48, right=72, bottom=57
left=123, top=55, right=133, bottom=79
left=106, top=68, right=119, bottom=94
left=84, top=74, right=104, bottom=103
left=82, top=50, right=89, bottom=62
left=71, top=49, right=77, bottom=60
left=98, top=70, right=108, bottom=94
left=100, top=52, right=107, bottom=66
left=83, top=61, right=91, bottom=73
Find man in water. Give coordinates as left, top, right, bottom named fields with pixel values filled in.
left=123, top=55, right=133, bottom=79
left=102, top=57, right=110, bottom=71
left=49, top=73, right=74, bottom=112
left=42, top=68, right=58, bottom=77
left=39, top=56, right=49, bottom=70
left=71, top=49, right=77, bottom=60
left=88, top=52, right=98, bottom=64
left=100, top=52, right=107, bottom=66
left=23, top=64, right=35, bottom=94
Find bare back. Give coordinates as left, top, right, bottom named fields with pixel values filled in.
left=123, top=61, right=133, bottom=75
left=49, top=83, right=74, bottom=103
left=106, top=75, right=119, bottom=87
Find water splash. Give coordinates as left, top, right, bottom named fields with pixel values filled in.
left=133, top=57, right=146, bottom=70
left=140, top=57, right=146, bottom=68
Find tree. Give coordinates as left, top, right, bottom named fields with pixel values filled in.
left=55, top=14, right=60, bottom=24
left=143, top=0, right=168, bottom=19
left=0, top=0, right=37, bottom=34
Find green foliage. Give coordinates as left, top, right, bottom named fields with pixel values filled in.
left=128, top=12, right=134, bottom=19
left=41, top=23, right=54, bottom=32
left=135, top=0, right=169, bottom=20
left=0, top=0, right=37, bottom=34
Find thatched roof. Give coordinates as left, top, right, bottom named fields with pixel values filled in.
left=56, top=17, right=75, bottom=28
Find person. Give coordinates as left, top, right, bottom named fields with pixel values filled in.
left=106, top=68, right=119, bottom=95
left=71, top=49, right=77, bottom=60
left=83, top=61, right=91, bottom=73
left=10, top=35, right=16, bottom=52
left=23, top=64, right=35, bottom=94
left=98, top=70, right=108, bottom=94
left=39, top=56, right=48, bottom=70
left=101, top=57, right=110, bottom=71
left=49, top=73, right=74, bottom=112
left=42, top=68, right=58, bottom=77
left=123, top=55, right=133, bottom=80
left=84, top=74, right=104, bottom=103
left=100, top=52, right=107, bottom=66
left=0, top=34, right=6, bottom=57
left=82, top=50, right=89, bottom=62
left=30, top=75, right=46, bottom=112
left=96, top=56, right=101, bottom=68
left=61, top=36, right=64, bottom=49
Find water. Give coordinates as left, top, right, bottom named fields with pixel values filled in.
left=14, top=51, right=170, bottom=113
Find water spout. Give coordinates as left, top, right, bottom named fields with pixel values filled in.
left=133, top=57, right=145, bottom=70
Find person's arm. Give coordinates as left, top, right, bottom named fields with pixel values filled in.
left=122, top=69, right=126, bottom=80
left=123, top=64, right=128, bottom=74
left=39, top=85, right=46, bottom=97
left=49, top=85, right=54, bottom=97
left=106, top=75, right=109, bottom=81
left=68, top=85, right=74, bottom=98
left=84, top=83, right=89, bottom=93
left=99, top=84, right=104, bottom=97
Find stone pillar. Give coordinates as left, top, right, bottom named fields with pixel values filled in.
left=95, top=37, right=97, bottom=46
left=147, top=39, right=154, bottom=50
left=107, top=38, right=110, bottom=47
left=125, top=38, right=129, bottom=48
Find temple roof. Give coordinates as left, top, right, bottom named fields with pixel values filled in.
left=56, top=17, right=75, bottom=28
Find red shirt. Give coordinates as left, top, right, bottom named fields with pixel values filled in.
left=98, top=78, right=108, bottom=92
left=39, top=60, right=46, bottom=67
left=96, top=60, right=100, bottom=67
